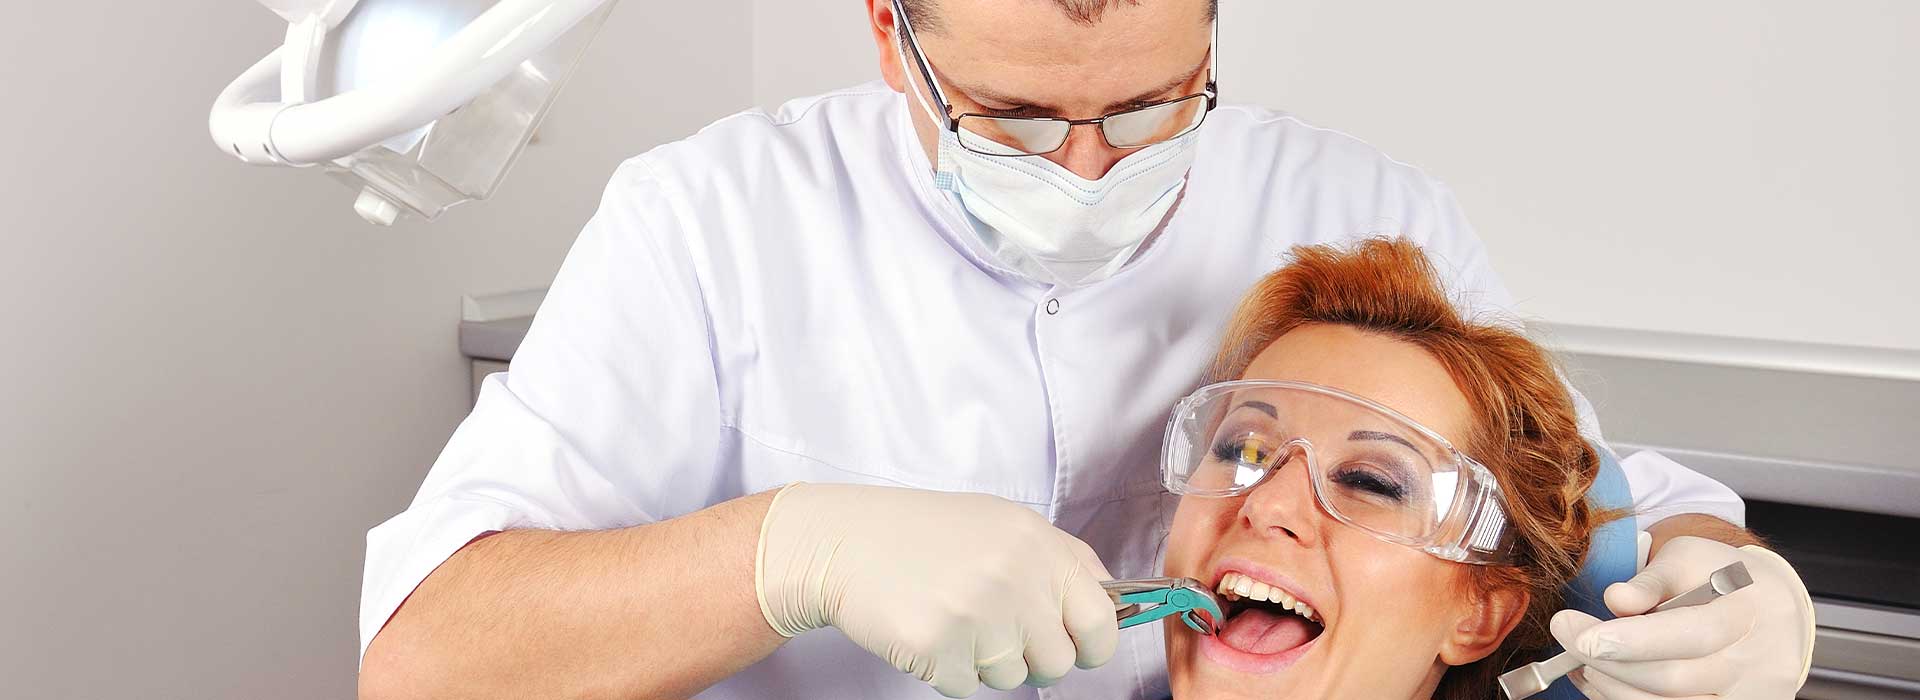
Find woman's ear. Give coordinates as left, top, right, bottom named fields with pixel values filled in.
left=1438, top=586, right=1529, bottom=665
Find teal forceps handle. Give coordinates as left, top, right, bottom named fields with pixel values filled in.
left=1103, top=577, right=1224, bottom=636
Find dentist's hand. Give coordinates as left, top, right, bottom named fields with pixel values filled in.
left=1550, top=536, right=1815, bottom=699
left=755, top=483, right=1120, bottom=698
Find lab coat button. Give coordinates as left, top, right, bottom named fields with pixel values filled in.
left=1045, top=298, right=1060, bottom=315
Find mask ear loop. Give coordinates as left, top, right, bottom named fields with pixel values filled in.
left=891, top=3, right=951, bottom=130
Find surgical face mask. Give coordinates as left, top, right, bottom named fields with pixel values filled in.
left=935, top=127, right=1198, bottom=288
left=897, top=41, right=1202, bottom=288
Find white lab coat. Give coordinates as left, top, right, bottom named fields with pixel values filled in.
left=360, top=82, right=1744, bottom=699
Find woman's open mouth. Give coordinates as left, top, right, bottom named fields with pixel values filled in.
left=1199, top=569, right=1327, bottom=674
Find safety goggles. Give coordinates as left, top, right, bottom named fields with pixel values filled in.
left=1163, top=380, right=1518, bottom=565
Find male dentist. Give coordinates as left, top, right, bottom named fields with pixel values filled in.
left=357, top=1, right=1814, bottom=698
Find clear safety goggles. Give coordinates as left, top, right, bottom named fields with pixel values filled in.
left=1163, top=380, right=1518, bottom=565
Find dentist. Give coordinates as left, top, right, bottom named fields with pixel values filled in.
left=357, top=1, right=1813, bottom=698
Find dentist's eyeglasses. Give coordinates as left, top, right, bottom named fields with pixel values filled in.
left=1162, top=380, right=1518, bottom=565
left=950, top=94, right=1215, bottom=156
left=893, top=2, right=1219, bottom=157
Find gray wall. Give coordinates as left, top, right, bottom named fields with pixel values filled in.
left=0, top=2, right=751, bottom=698
left=751, top=0, right=1920, bottom=353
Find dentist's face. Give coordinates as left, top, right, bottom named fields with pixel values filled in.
left=1163, top=324, right=1486, bottom=699
left=866, top=0, right=1213, bottom=180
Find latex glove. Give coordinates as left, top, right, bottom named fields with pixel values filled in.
left=755, top=483, right=1120, bottom=698
left=1551, top=536, right=1816, bottom=699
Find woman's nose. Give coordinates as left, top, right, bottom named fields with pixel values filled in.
left=1238, top=448, right=1321, bottom=546
left=1043, top=124, right=1127, bottom=180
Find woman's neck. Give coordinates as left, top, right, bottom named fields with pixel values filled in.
left=1414, top=660, right=1447, bottom=699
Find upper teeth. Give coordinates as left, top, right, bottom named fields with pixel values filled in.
left=1217, top=571, right=1318, bottom=622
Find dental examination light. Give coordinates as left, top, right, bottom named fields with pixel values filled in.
left=210, top=0, right=618, bottom=225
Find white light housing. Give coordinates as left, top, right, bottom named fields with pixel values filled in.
left=211, top=0, right=617, bottom=224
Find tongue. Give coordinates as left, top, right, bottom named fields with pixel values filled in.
left=1220, top=607, right=1315, bottom=655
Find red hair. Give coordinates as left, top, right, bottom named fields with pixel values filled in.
left=1206, top=238, right=1607, bottom=699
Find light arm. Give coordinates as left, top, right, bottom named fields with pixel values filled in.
left=210, top=0, right=613, bottom=166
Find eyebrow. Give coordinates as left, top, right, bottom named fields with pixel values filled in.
left=1232, top=400, right=1279, bottom=419
left=950, top=59, right=1208, bottom=116
left=1349, top=430, right=1420, bottom=453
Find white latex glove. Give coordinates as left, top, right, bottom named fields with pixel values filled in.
left=755, top=483, right=1120, bottom=698
left=1551, top=536, right=1816, bottom=699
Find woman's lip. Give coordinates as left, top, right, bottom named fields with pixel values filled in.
left=1198, top=622, right=1320, bottom=674
left=1209, top=555, right=1323, bottom=616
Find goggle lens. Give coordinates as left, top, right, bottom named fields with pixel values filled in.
left=1165, top=381, right=1496, bottom=554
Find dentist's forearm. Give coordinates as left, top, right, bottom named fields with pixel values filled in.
left=357, top=490, right=784, bottom=700
left=1645, top=513, right=1765, bottom=555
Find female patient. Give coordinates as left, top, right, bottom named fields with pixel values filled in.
left=1160, top=238, right=1608, bottom=699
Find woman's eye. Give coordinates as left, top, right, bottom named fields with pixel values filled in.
left=1211, top=436, right=1273, bottom=465
left=1333, top=466, right=1407, bottom=502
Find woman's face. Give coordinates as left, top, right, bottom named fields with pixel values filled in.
left=1164, top=323, right=1504, bottom=699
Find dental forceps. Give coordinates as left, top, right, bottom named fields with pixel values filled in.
left=1104, top=577, right=1224, bottom=635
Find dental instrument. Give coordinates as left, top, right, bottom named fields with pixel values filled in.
left=1498, top=561, right=1756, bottom=699
left=1105, top=577, right=1224, bottom=635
